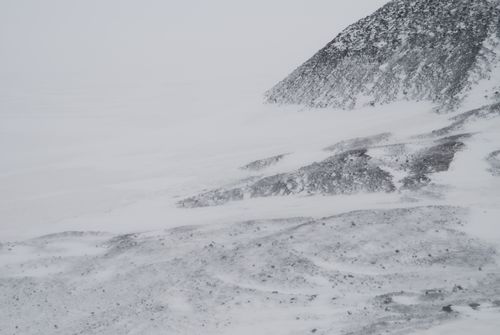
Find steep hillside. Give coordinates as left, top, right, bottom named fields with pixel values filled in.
left=266, top=0, right=500, bottom=110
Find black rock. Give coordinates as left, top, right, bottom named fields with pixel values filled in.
left=441, top=305, right=453, bottom=313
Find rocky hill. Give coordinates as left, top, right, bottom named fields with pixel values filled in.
left=266, top=0, right=500, bottom=110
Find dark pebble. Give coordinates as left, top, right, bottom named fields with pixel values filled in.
left=442, top=305, right=453, bottom=313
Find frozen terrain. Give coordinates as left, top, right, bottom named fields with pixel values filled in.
left=1, top=0, right=500, bottom=334
left=2, top=206, right=500, bottom=334
left=266, top=0, right=500, bottom=110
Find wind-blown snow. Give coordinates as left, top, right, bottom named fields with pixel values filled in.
left=1, top=0, right=500, bottom=334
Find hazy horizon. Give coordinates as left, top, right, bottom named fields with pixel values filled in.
left=1, top=0, right=389, bottom=93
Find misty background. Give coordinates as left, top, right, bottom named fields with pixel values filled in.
left=0, top=0, right=389, bottom=240
left=0, top=0, right=388, bottom=99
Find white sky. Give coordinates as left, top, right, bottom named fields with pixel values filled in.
left=0, top=0, right=389, bottom=91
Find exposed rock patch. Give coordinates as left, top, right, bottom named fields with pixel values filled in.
left=250, top=149, right=395, bottom=196
left=179, top=149, right=395, bottom=208
left=432, top=102, right=500, bottom=136
left=487, top=150, right=500, bottom=175
left=240, top=154, right=289, bottom=171
left=402, top=140, right=465, bottom=189
left=178, top=187, right=245, bottom=208
left=324, top=133, right=391, bottom=153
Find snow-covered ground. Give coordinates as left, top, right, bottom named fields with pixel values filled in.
left=1, top=0, right=500, bottom=334
left=0, top=0, right=390, bottom=240
left=0, top=91, right=443, bottom=240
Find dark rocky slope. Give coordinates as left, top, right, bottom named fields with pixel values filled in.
left=179, top=149, right=395, bottom=208
left=266, top=0, right=500, bottom=110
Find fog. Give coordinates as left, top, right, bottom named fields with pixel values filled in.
left=1, top=0, right=390, bottom=240
left=1, top=0, right=389, bottom=93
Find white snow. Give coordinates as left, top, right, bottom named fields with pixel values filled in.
left=1, top=0, right=499, bottom=334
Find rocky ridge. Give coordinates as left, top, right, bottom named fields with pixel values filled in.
left=266, top=0, right=500, bottom=110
